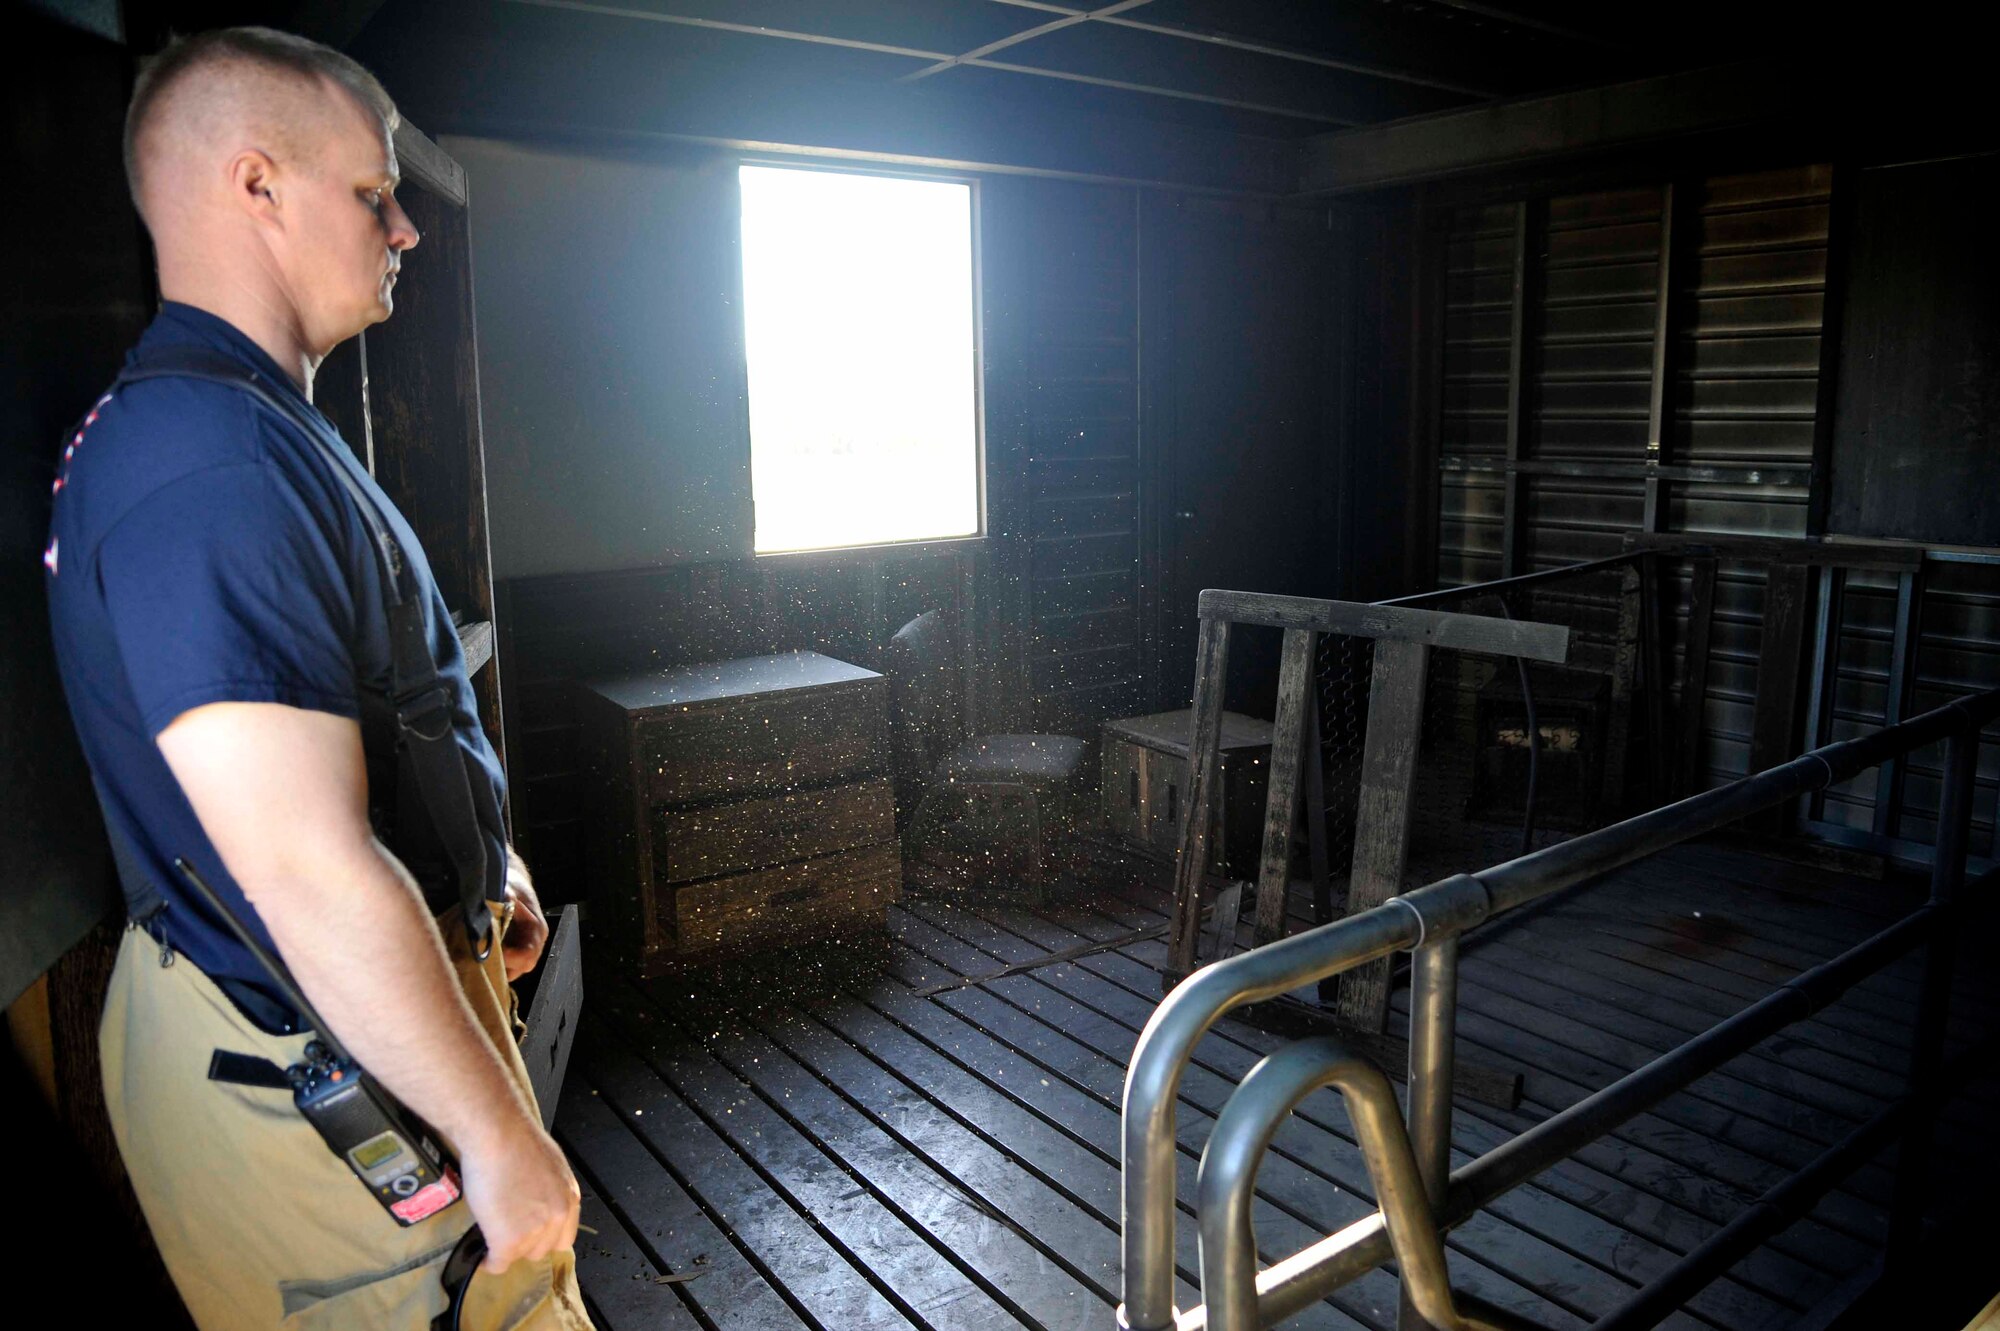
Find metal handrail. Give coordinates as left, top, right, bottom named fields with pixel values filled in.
left=1119, top=686, right=2000, bottom=1331
left=1373, top=551, right=1645, bottom=610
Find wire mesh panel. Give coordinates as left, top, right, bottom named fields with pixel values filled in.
left=1309, top=565, right=1636, bottom=909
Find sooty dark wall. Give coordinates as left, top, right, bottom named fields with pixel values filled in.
left=490, top=170, right=1359, bottom=903
left=1, top=11, right=146, bottom=1002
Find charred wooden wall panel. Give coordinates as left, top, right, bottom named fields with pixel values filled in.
left=1670, top=166, right=1830, bottom=790
left=978, top=177, right=1147, bottom=739
left=1816, top=560, right=2000, bottom=852
left=1829, top=156, right=2000, bottom=547
left=1143, top=193, right=1345, bottom=718
left=1428, top=159, right=2000, bottom=859
left=1436, top=166, right=1834, bottom=793
left=1437, top=202, right=1515, bottom=588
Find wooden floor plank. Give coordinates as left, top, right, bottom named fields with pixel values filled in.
left=573, top=1184, right=705, bottom=1331
left=1494, top=909, right=1933, bottom=1053
left=561, top=832, right=1995, bottom=1331
left=1070, top=893, right=1882, bottom=1281
left=596, top=987, right=1032, bottom=1331
left=899, top=905, right=1727, bottom=1331
left=1655, top=842, right=1918, bottom=922
left=982, top=888, right=1893, bottom=1146
left=578, top=1025, right=921, bottom=1331
left=1575, top=868, right=1994, bottom=1016
left=1548, top=909, right=1962, bottom=1041
left=1469, top=925, right=1920, bottom=1080
left=628, top=955, right=1160, bottom=1327
left=820, top=978, right=1376, bottom=1331
left=639, top=979, right=1160, bottom=1331
left=1460, top=930, right=2000, bottom=1133
left=968, top=894, right=1839, bottom=1308
left=1001, top=893, right=1835, bottom=1306
left=1541, top=871, right=1987, bottom=1022
left=943, top=898, right=1814, bottom=1326
left=1427, top=968, right=1887, bottom=1156
left=556, top=1068, right=810, bottom=1331
left=1002, top=894, right=1880, bottom=1238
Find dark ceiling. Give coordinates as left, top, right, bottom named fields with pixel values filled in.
left=116, top=0, right=1869, bottom=194
left=335, top=0, right=1808, bottom=141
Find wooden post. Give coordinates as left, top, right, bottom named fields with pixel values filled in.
left=1801, top=565, right=1847, bottom=825
left=1253, top=630, right=1317, bottom=946
left=1642, top=181, right=1683, bottom=536
left=1304, top=686, right=1333, bottom=926
left=1749, top=561, right=1812, bottom=833
left=1602, top=560, right=1644, bottom=813
left=1676, top=556, right=1719, bottom=798
left=1638, top=552, right=1673, bottom=805
left=1165, top=615, right=1232, bottom=983
left=1872, top=568, right=1924, bottom=839
left=1499, top=201, right=1539, bottom=579
left=1335, top=639, right=1432, bottom=1033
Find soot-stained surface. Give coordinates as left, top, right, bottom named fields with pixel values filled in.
left=557, top=838, right=1998, bottom=1331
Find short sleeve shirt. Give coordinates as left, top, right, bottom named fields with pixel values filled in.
left=45, top=302, right=507, bottom=1024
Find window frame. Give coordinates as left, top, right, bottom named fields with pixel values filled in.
left=734, top=156, right=989, bottom=562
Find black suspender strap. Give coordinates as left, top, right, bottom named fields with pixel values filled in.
left=114, top=350, right=495, bottom=958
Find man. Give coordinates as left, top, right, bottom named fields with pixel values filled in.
left=45, top=27, right=591, bottom=1330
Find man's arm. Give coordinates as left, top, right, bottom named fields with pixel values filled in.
left=158, top=700, right=578, bottom=1273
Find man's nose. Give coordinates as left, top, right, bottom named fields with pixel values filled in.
left=386, top=196, right=420, bottom=252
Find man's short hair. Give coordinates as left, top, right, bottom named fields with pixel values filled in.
left=123, top=26, right=399, bottom=213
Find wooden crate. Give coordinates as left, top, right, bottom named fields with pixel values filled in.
left=1100, top=709, right=1272, bottom=879
left=580, top=652, right=899, bottom=971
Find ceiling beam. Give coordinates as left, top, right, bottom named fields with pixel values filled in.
left=901, top=0, right=1153, bottom=82
left=1297, top=62, right=1821, bottom=194
left=503, top=0, right=1347, bottom=125
left=986, top=0, right=1498, bottom=97
left=1419, top=0, right=1632, bottom=51
left=360, top=1, right=1304, bottom=196
left=501, top=0, right=948, bottom=61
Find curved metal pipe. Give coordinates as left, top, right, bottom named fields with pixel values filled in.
left=1197, top=1037, right=1464, bottom=1331
left=1121, top=880, right=1488, bottom=1329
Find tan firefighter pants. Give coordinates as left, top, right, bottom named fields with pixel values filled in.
left=99, top=902, right=593, bottom=1331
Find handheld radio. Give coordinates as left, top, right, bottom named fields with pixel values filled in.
left=175, top=857, right=464, bottom=1226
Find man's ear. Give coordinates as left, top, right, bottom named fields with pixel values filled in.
left=228, top=150, right=285, bottom=227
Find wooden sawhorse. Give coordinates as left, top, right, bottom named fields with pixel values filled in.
left=1165, top=590, right=1570, bottom=1036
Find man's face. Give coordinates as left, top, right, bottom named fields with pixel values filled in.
left=284, top=84, right=419, bottom=354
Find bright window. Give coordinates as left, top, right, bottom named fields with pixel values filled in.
left=738, top=165, right=981, bottom=554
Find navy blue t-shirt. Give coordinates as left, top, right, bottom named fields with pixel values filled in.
left=45, top=302, right=507, bottom=1026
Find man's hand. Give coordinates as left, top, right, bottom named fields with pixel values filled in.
left=501, top=846, right=549, bottom=983
left=457, top=1115, right=582, bottom=1275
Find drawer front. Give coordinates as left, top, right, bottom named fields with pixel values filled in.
left=665, top=842, right=900, bottom=955
left=654, top=778, right=896, bottom=884
left=1139, top=748, right=1195, bottom=859
left=1103, top=741, right=1265, bottom=875
left=637, top=683, right=887, bottom=805
left=1100, top=738, right=1146, bottom=846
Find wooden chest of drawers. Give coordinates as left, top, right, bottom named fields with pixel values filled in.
left=579, top=652, right=900, bottom=972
